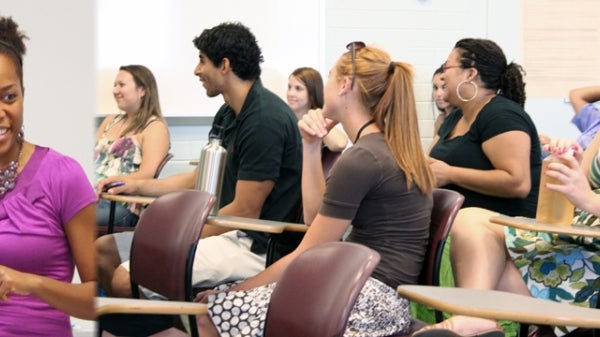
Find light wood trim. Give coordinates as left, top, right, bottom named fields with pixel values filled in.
left=98, top=195, right=310, bottom=234
left=522, top=0, right=600, bottom=97
left=284, top=223, right=309, bottom=232
left=206, top=215, right=288, bottom=234
left=96, top=297, right=207, bottom=317
left=100, top=193, right=156, bottom=205
left=490, top=215, right=600, bottom=238
left=397, top=285, right=600, bottom=329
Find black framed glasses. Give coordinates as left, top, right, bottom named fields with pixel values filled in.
left=346, top=41, right=365, bottom=89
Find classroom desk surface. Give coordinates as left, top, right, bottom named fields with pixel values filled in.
left=100, top=193, right=157, bottom=205
left=99, top=193, right=309, bottom=234
left=207, top=215, right=287, bottom=233
left=206, top=215, right=308, bottom=233
left=397, top=285, right=600, bottom=329
left=490, top=214, right=600, bottom=238
left=96, top=297, right=207, bottom=316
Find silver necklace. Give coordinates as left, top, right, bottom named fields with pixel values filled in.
left=0, top=144, right=23, bottom=197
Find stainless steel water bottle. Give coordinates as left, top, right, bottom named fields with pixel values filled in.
left=195, top=126, right=227, bottom=215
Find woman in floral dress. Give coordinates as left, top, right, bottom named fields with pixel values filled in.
left=94, top=65, right=169, bottom=227
left=419, top=134, right=600, bottom=337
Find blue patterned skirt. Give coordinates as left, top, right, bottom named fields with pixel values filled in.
left=506, top=202, right=600, bottom=309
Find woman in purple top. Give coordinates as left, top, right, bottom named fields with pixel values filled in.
left=0, top=16, right=97, bottom=336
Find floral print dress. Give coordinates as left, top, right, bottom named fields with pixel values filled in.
left=94, top=115, right=143, bottom=215
left=506, top=152, right=600, bottom=311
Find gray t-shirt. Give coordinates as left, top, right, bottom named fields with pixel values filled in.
left=320, top=132, right=432, bottom=288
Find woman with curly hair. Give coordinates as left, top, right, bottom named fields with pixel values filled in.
left=428, top=38, right=541, bottom=217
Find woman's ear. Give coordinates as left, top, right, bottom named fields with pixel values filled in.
left=467, top=67, right=479, bottom=82
left=339, top=76, right=353, bottom=95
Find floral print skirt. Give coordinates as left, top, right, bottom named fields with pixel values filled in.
left=506, top=205, right=600, bottom=309
left=207, top=277, right=411, bottom=337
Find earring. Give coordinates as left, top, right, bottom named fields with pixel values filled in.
left=18, top=127, right=24, bottom=144
left=456, top=80, right=478, bottom=102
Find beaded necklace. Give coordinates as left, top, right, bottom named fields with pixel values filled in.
left=0, top=143, right=23, bottom=198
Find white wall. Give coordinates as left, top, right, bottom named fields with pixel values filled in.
left=323, top=0, right=502, bottom=148
left=2, top=0, right=579, bottom=179
left=95, top=0, right=323, bottom=118
left=1, top=0, right=95, bottom=177
left=488, top=0, right=578, bottom=141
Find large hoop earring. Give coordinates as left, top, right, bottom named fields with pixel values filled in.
left=456, top=80, right=478, bottom=102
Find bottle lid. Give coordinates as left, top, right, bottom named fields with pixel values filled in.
left=209, top=125, right=225, bottom=140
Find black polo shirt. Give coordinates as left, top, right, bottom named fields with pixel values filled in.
left=211, top=79, right=302, bottom=255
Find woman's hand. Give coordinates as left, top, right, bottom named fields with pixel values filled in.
left=543, top=139, right=583, bottom=163
left=0, top=265, right=35, bottom=300
left=96, top=176, right=138, bottom=196
left=194, top=289, right=221, bottom=304
left=298, top=109, right=335, bottom=146
left=427, top=156, right=451, bottom=186
left=545, top=153, right=595, bottom=212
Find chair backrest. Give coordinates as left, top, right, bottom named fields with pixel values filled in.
left=129, top=189, right=216, bottom=301
left=421, top=188, right=464, bottom=286
left=154, top=152, right=174, bottom=178
left=263, top=241, right=381, bottom=337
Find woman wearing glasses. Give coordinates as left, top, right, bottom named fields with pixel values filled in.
left=419, top=136, right=600, bottom=337
left=428, top=38, right=541, bottom=217
left=420, top=38, right=551, bottom=337
left=196, top=42, right=435, bottom=337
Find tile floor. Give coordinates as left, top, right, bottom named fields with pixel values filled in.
left=72, top=316, right=95, bottom=337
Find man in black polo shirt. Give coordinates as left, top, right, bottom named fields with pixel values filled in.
left=96, top=22, right=302, bottom=297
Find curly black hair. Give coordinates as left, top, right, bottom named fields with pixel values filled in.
left=0, top=16, right=28, bottom=84
left=455, top=38, right=526, bottom=107
left=192, top=22, right=263, bottom=81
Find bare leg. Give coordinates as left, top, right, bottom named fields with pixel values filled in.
left=111, top=266, right=133, bottom=298
left=496, top=254, right=531, bottom=296
left=96, top=234, right=122, bottom=296
left=451, top=207, right=531, bottom=296
left=417, top=207, right=531, bottom=335
left=450, top=207, right=511, bottom=290
left=196, top=314, right=220, bottom=337
left=418, top=208, right=557, bottom=336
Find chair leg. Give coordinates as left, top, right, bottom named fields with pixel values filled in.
left=265, top=236, right=275, bottom=267
left=434, top=309, right=443, bottom=323
left=107, top=201, right=116, bottom=234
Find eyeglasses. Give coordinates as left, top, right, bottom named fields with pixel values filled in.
left=442, top=62, right=462, bottom=72
left=346, top=41, right=366, bottom=89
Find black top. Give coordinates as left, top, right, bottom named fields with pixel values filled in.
left=429, top=96, right=541, bottom=217
left=211, top=79, right=303, bottom=255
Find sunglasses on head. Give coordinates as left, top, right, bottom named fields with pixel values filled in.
left=346, top=41, right=366, bottom=89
